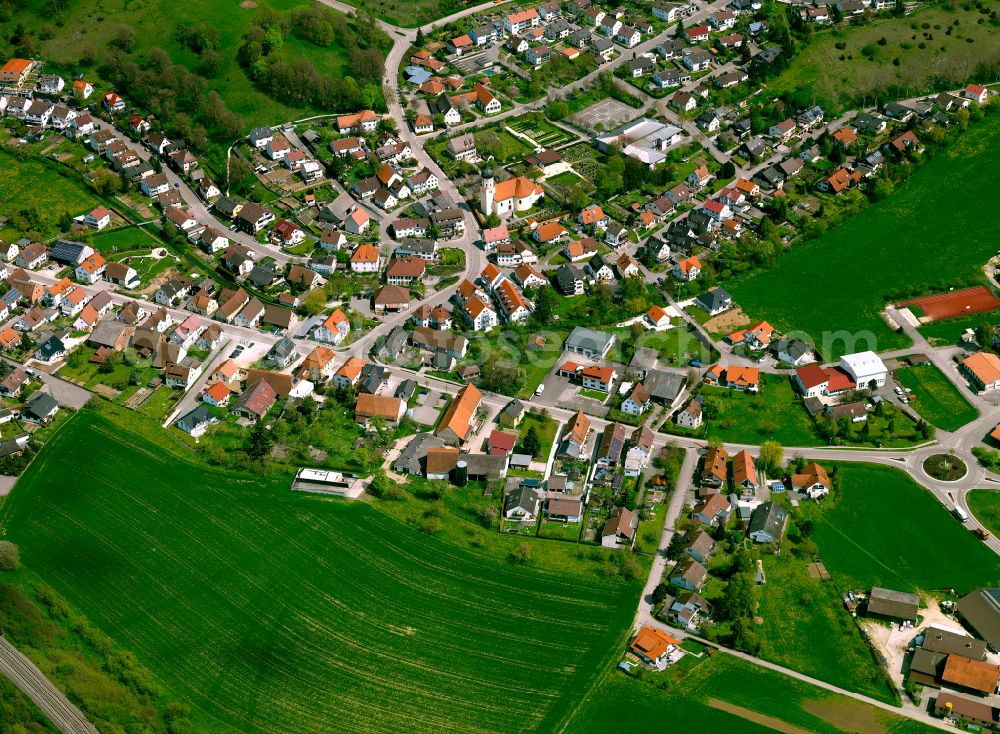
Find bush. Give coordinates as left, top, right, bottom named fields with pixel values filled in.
left=0, top=541, right=19, bottom=571
left=509, top=542, right=531, bottom=563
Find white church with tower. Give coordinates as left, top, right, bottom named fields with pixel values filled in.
left=480, top=166, right=544, bottom=217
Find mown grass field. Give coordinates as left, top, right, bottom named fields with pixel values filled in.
left=894, top=364, right=978, bottom=432
left=803, top=463, right=1000, bottom=593
left=1, top=0, right=360, bottom=128
left=771, top=2, right=1000, bottom=113
left=567, top=654, right=936, bottom=734
left=1, top=410, right=639, bottom=734
left=727, top=115, right=1000, bottom=361
left=967, top=489, right=1000, bottom=536
left=0, top=148, right=102, bottom=241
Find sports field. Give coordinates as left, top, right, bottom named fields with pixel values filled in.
left=803, top=463, right=1000, bottom=593
left=1, top=411, right=639, bottom=734
left=899, top=286, right=1000, bottom=322
left=568, top=654, right=936, bottom=734
left=893, top=364, right=978, bottom=432
left=727, top=115, right=1000, bottom=361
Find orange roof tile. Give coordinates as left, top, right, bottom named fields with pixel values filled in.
left=437, top=383, right=482, bottom=441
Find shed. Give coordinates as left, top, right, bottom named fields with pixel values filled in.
left=868, top=587, right=919, bottom=622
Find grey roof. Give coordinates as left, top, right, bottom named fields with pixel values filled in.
left=36, top=335, right=65, bottom=361
left=868, top=587, right=920, bottom=620
left=772, top=338, right=810, bottom=361
left=25, top=392, right=58, bottom=420
left=269, top=336, right=297, bottom=361
left=393, top=432, right=446, bottom=474
left=379, top=326, right=409, bottom=359
left=554, top=264, right=583, bottom=292
left=177, top=404, right=214, bottom=430
left=89, top=319, right=132, bottom=348
left=921, top=627, right=987, bottom=660
left=748, top=501, right=787, bottom=540
left=957, top=588, right=1000, bottom=649
left=501, top=399, right=525, bottom=420
left=909, top=647, right=947, bottom=678
left=565, top=326, right=614, bottom=354
left=50, top=239, right=89, bottom=264
left=395, top=378, right=417, bottom=401
left=506, top=484, right=541, bottom=515
left=643, top=369, right=685, bottom=402
left=629, top=347, right=658, bottom=372
left=465, top=452, right=507, bottom=479
left=696, top=287, right=732, bottom=312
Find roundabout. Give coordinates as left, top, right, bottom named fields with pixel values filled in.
left=922, top=452, right=969, bottom=483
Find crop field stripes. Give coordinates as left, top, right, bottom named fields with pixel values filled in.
left=4, top=412, right=637, bottom=733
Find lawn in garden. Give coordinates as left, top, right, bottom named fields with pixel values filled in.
left=894, top=364, right=977, bottom=432
left=694, top=375, right=824, bottom=447
left=2, top=409, right=640, bottom=734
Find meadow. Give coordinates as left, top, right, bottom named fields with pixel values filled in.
left=894, top=364, right=978, bottom=432
left=727, top=114, right=1000, bottom=361
left=566, top=654, right=936, bottom=734
left=771, top=2, right=1000, bottom=113
left=804, top=463, right=1000, bottom=592
left=0, top=148, right=103, bottom=241
left=1, top=409, right=640, bottom=734
left=1, top=0, right=366, bottom=129
left=696, top=376, right=824, bottom=447
left=756, top=551, right=898, bottom=702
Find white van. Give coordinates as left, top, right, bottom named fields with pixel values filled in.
left=535, top=384, right=545, bottom=396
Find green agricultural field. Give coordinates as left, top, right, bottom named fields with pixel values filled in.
left=0, top=0, right=377, bottom=133
left=771, top=2, right=1000, bottom=113
left=801, top=463, right=1000, bottom=593
left=2, top=410, right=640, bottom=734
left=567, top=654, right=936, bottom=734
left=0, top=149, right=104, bottom=241
left=698, top=375, right=824, bottom=447
left=967, top=489, right=1000, bottom=537
left=727, top=115, right=1000, bottom=361
left=894, top=364, right=978, bottom=432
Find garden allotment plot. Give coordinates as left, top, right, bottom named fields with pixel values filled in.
left=2, top=412, right=637, bottom=734
left=507, top=114, right=577, bottom=148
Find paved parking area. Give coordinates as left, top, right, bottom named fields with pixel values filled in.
left=570, top=98, right=637, bottom=132
left=411, top=406, right=440, bottom=425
